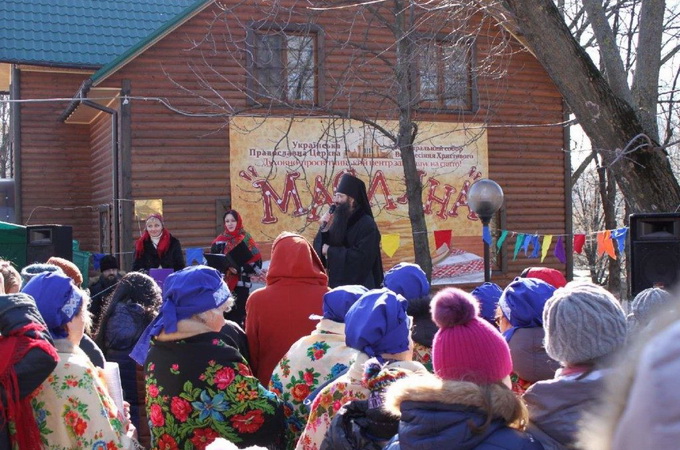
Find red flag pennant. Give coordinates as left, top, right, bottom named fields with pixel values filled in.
left=573, top=234, right=586, bottom=254
left=434, top=230, right=452, bottom=250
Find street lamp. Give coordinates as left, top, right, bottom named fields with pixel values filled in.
left=468, top=179, right=504, bottom=282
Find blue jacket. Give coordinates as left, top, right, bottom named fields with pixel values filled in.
left=384, top=375, right=544, bottom=450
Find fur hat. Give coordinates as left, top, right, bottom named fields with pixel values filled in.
left=345, top=288, right=410, bottom=358
left=431, top=287, right=512, bottom=384
left=322, top=284, right=368, bottom=322
left=383, top=262, right=429, bottom=301
left=47, top=256, right=83, bottom=287
left=630, top=287, right=674, bottom=326
left=99, top=255, right=119, bottom=272
left=22, top=271, right=84, bottom=338
left=521, top=267, right=567, bottom=288
left=543, top=282, right=627, bottom=365
left=470, top=282, right=503, bottom=324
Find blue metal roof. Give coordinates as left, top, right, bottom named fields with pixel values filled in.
left=0, top=0, right=207, bottom=68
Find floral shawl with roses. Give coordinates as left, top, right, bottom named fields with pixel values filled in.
left=30, top=339, right=134, bottom=449
left=268, top=319, right=357, bottom=449
left=145, top=332, right=284, bottom=450
left=295, top=353, right=428, bottom=450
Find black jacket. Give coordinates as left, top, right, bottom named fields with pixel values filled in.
left=314, top=212, right=383, bottom=289
left=132, top=235, right=185, bottom=272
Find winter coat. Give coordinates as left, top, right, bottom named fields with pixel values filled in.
left=269, top=318, right=357, bottom=449
left=219, top=320, right=251, bottom=364
left=322, top=399, right=395, bottom=450
left=246, top=233, right=329, bottom=386
left=314, top=211, right=384, bottom=289
left=523, top=367, right=607, bottom=448
left=407, top=295, right=437, bottom=372
left=0, top=293, right=58, bottom=449
left=384, top=374, right=544, bottom=450
left=296, top=353, right=428, bottom=450
left=145, top=331, right=284, bottom=449
left=508, top=327, right=560, bottom=393
left=100, top=301, right=152, bottom=447
left=132, top=234, right=185, bottom=272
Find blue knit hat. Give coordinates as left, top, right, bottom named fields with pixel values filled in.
left=22, top=271, right=84, bottom=339
left=345, top=288, right=410, bottom=359
left=323, top=285, right=368, bottom=322
left=130, top=265, right=231, bottom=364
left=499, top=277, right=555, bottom=341
left=471, top=282, right=503, bottom=324
left=383, top=263, right=429, bottom=301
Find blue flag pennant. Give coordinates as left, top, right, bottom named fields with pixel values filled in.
left=482, top=225, right=492, bottom=245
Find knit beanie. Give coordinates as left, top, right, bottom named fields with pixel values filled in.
left=345, top=288, right=410, bottom=358
left=99, top=255, right=119, bottom=272
left=543, top=282, right=627, bottom=365
left=383, top=262, right=429, bottom=301
left=470, top=282, right=503, bottom=324
left=47, top=256, right=84, bottom=287
left=22, top=271, right=85, bottom=339
left=20, top=263, right=64, bottom=286
left=431, top=287, right=512, bottom=384
left=630, top=287, right=674, bottom=326
left=322, top=284, right=368, bottom=322
left=521, top=267, right=567, bottom=289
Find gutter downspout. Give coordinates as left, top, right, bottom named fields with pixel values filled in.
left=564, top=101, right=573, bottom=280
left=10, top=65, right=21, bottom=223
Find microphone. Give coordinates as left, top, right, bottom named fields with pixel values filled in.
left=320, top=204, right=336, bottom=232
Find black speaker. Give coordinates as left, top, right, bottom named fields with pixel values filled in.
left=26, top=225, right=73, bottom=264
left=630, top=213, right=680, bottom=296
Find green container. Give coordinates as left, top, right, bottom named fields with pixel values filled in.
left=0, top=221, right=27, bottom=268
left=71, top=240, right=91, bottom=288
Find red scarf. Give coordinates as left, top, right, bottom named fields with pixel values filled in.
left=135, top=228, right=171, bottom=260
left=212, top=214, right=261, bottom=289
left=0, top=323, right=59, bottom=450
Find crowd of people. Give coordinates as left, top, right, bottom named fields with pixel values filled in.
left=2, top=174, right=680, bottom=450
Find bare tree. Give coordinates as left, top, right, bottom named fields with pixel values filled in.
left=485, top=0, right=680, bottom=212
left=0, top=93, right=10, bottom=178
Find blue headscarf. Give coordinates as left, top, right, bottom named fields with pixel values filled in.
left=22, top=272, right=84, bottom=339
left=499, top=277, right=555, bottom=341
left=383, top=262, right=429, bottom=301
left=344, top=288, right=410, bottom=360
left=322, top=285, right=368, bottom=322
left=130, top=265, right=231, bottom=365
left=471, top=282, right=503, bottom=325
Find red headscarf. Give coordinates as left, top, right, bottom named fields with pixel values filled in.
left=0, top=323, right=59, bottom=450
left=135, top=213, right=171, bottom=259
left=212, top=210, right=261, bottom=289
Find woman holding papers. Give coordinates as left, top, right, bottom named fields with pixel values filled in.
left=132, top=213, right=185, bottom=273
left=211, top=209, right=262, bottom=326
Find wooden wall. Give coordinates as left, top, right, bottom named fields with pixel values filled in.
left=17, top=3, right=567, bottom=286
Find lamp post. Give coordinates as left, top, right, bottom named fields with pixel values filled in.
left=468, top=179, right=504, bottom=282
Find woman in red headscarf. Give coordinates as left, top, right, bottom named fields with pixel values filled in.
left=211, top=210, right=262, bottom=326
left=132, top=213, right=185, bottom=273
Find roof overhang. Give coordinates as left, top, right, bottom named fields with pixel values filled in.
left=64, top=87, right=121, bottom=124
left=0, top=63, right=10, bottom=91
left=92, top=0, right=213, bottom=86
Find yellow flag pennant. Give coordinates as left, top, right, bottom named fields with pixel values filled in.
left=541, top=235, right=553, bottom=262
left=381, top=233, right=400, bottom=257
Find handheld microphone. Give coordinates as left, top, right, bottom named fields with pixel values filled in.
left=320, top=204, right=336, bottom=232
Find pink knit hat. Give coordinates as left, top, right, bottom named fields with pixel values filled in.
left=431, top=287, right=513, bottom=384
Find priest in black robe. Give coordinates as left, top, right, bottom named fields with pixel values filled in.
left=314, top=173, right=384, bottom=288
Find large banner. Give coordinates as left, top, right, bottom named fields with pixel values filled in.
left=229, top=116, right=488, bottom=284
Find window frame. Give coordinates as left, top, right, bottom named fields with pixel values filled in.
left=414, top=34, right=478, bottom=113
left=246, top=22, right=324, bottom=106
